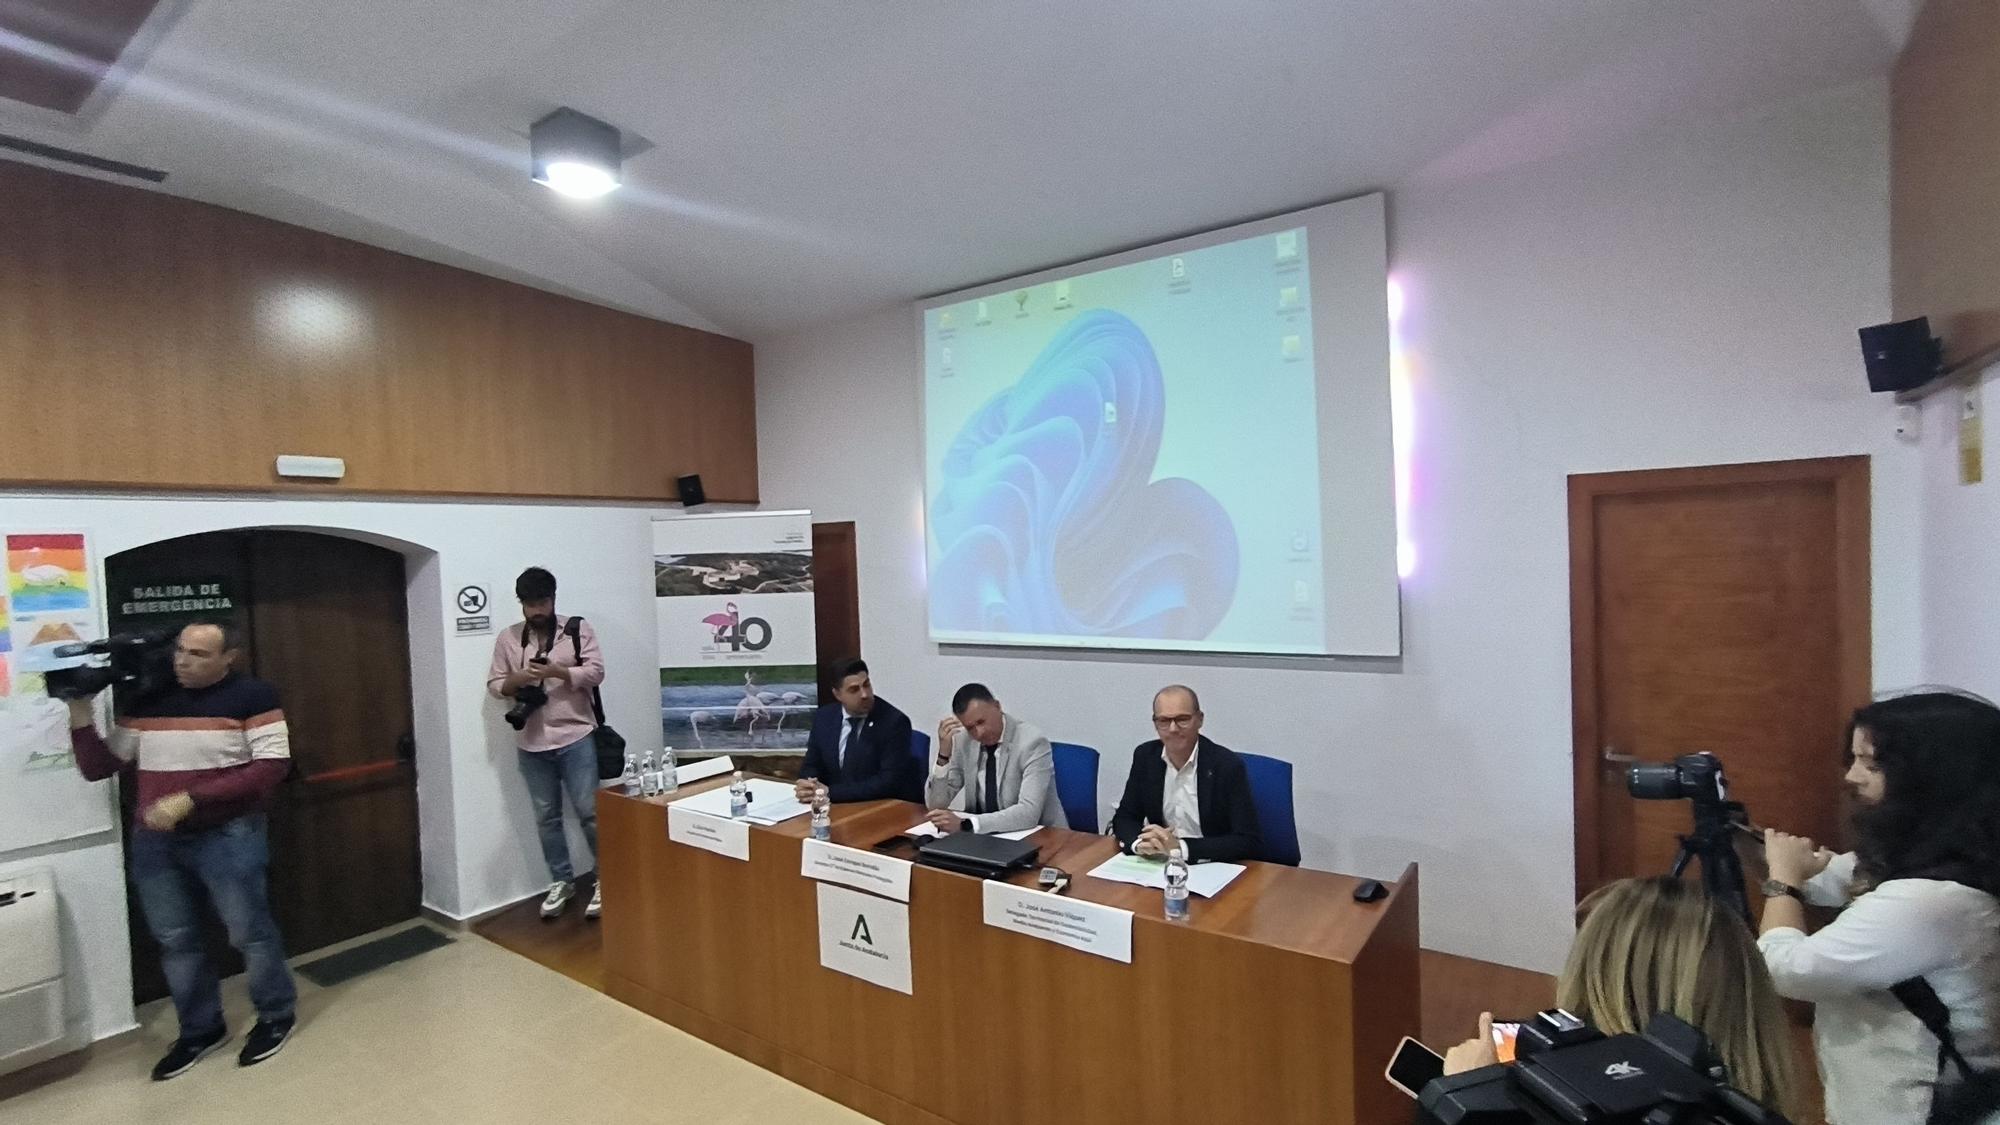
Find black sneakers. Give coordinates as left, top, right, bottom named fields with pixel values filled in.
left=238, top=1017, right=295, bottom=1067
left=151, top=1026, right=229, bottom=1081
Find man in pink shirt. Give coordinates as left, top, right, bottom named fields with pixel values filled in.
left=487, top=567, right=607, bottom=920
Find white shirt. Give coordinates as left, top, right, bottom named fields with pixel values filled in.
left=1161, top=744, right=1204, bottom=844
left=1759, top=852, right=2000, bottom=1124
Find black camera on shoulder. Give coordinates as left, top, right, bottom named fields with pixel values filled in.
left=45, top=630, right=176, bottom=701
left=504, top=682, right=549, bottom=730
left=1419, top=1008, right=1790, bottom=1124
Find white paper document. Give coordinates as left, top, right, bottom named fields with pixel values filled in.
left=669, top=778, right=805, bottom=823
left=1085, top=853, right=1246, bottom=898
left=903, top=820, right=1041, bottom=841
left=744, top=796, right=812, bottom=825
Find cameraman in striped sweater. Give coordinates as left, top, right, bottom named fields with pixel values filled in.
left=67, top=620, right=298, bottom=1081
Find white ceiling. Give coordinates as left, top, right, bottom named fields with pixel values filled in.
left=0, top=0, right=1917, bottom=341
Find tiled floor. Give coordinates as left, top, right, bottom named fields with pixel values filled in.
left=2, top=926, right=871, bottom=1125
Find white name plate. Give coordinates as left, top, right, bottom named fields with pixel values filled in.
left=667, top=805, right=750, bottom=861
left=982, top=880, right=1133, bottom=963
left=801, top=839, right=913, bottom=903
left=817, top=883, right=913, bottom=994
left=676, top=755, right=734, bottom=786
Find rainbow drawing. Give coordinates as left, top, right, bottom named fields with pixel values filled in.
left=7, top=533, right=89, bottom=613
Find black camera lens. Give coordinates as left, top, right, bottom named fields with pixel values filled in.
left=1627, top=763, right=1687, bottom=800
left=504, top=684, right=549, bottom=730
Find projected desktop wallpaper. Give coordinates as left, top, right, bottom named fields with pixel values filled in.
left=924, top=227, right=1328, bottom=654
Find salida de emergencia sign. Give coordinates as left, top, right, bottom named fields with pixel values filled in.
left=120, top=581, right=235, bottom=618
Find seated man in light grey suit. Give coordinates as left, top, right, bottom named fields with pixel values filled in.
left=923, top=682, right=1068, bottom=834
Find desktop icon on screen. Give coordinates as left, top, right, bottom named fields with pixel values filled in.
left=976, top=300, right=991, bottom=325
left=939, top=309, right=955, bottom=329
left=1014, top=289, right=1030, bottom=312
left=1170, top=257, right=1187, bottom=281
left=1278, top=286, right=1300, bottom=311
left=1275, top=230, right=1299, bottom=263
left=1054, top=280, right=1073, bottom=309
left=1280, top=334, right=1302, bottom=360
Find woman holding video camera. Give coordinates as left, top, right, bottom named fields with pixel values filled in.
left=1760, top=690, right=2000, bottom=1125
left=1443, top=876, right=1803, bottom=1119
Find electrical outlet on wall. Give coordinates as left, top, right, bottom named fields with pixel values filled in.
left=1895, top=404, right=1921, bottom=442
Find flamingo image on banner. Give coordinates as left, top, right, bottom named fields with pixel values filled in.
left=654, top=512, right=818, bottom=755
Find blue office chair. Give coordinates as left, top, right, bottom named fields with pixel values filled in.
left=1237, top=752, right=1300, bottom=866
left=906, top=730, right=932, bottom=803
left=1049, top=742, right=1101, bottom=834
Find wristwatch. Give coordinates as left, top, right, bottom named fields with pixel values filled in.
left=959, top=819, right=973, bottom=834
left=1760, top=878, right=1804, bottom=902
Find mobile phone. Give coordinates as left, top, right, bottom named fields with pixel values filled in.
left=1384, top=1036, right=1445, bottom=1099
left=1491, top=1021, right=1521, bottom=1064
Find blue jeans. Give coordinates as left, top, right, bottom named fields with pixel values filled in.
left=516, top=733, right=599, bottom=883
left=130, top=814, right=297, bottom=1039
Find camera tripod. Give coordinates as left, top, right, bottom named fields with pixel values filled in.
left=1667, top=795, right=1753, bottom=923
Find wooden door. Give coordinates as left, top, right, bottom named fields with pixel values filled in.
left=1570, top=457, right=1870, bottom=898
left=106, top=530, right=419, bottom=1004
left=811, top=522, right=860, bottom=705
left=249, top=532, right=420, bottom=953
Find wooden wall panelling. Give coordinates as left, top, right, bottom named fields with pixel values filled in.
left=1892, top=0, right=2000, bottom=368
left=0, top=159, right=756, bottom=502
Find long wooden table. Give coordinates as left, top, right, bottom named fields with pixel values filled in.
left=599, top=778, right=1420, bottom=1125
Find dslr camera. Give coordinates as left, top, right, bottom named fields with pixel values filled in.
left=44, top=630, right=176, bottom=701
left=1627, top=752, right=1730, bottom=806
left=1419, top=1008, right=1790, bottom=1124
left=1624, top=750, right=1755, bottom=920
left=504, top=683, right=549, bottom=730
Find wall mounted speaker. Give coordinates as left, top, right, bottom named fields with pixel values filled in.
left=676, top=474, right=706, bottom=507
left=1858, top=316, right=1942, bottom=393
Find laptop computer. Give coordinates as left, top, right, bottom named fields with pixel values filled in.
left=915, top=832, right=1039, bottom=878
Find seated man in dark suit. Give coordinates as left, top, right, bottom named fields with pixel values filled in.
left=794, top=657, right=914, bottom=804
left=1110, top=685, right=1262, bottom=863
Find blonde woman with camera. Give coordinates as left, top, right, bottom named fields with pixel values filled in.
left=1445, top=876, right=1802, bottom=1121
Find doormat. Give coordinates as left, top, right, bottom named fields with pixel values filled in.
left=296, top=925, right=453, bottom=988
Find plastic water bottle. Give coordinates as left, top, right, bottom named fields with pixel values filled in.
left=620, top=748, right=641, bottom=796
left=660, top=746, right=679, bottom=794
left=728, top=770, right=750, bottom=818
left=638, top=750, right=658, bottom=796
left=1163, top=846, right=1190, bottom=922
left=809, top=788, right=831, bottom=841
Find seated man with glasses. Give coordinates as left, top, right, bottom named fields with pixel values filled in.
left=1109, top=685, right=1264, bottom=863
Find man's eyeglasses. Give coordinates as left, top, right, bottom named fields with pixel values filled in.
left=1151, top=714, right=1197, bottom=731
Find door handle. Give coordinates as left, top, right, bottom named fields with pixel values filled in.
left=1602, top=747, right=1640, bottom=766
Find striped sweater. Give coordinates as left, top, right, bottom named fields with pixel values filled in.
left=71, top=673, right=291, bottom=832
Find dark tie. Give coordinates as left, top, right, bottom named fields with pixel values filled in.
left=981, top=745, right=999, bottom=815
left=842, top=716, right=862, bottom=772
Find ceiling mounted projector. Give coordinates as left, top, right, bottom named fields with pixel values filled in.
left=530, top=108, right=622, bottom=199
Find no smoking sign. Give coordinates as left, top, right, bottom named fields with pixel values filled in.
left=455, top=584, right=492, bottom=635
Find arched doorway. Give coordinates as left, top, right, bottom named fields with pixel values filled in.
left=105, top=529, right=420, bottom=1005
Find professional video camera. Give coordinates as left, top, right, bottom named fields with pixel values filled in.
left=1419, top=1008, right=1791, bottom=1124
left=1623, top=751, right=1755, bottom=921
left=43, top=630, right=176, bottom=701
